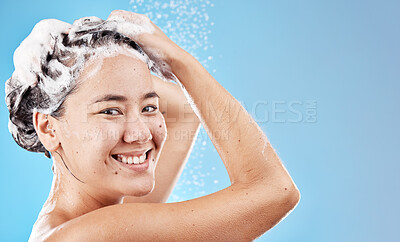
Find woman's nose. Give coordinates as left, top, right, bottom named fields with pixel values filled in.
left=123, top=118, right=152, bottom=144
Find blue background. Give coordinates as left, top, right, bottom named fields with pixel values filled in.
left=1, top=0, right=399, bottom=241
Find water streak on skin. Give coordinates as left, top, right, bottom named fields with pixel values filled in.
left=54, top=150, right=85, bottom=184
left=262, top=140, right=268, bottom=158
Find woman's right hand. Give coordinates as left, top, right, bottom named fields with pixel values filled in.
left=107, top=10, right=188, bottom=70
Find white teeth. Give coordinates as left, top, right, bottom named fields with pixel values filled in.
left=139, top=154, right=145, bottom=163
left=115, top=150, right=150, bottom=165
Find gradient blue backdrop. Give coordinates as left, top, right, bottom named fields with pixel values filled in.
left=1, top=0, right=399, bottom=241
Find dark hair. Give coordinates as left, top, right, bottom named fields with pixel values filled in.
left=5, top=17, right=153, bottom=158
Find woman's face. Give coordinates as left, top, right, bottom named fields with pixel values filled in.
left=53, top=53, right=167, bottom=200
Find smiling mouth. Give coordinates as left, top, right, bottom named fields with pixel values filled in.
left=111, top=149, right=152, bottom=165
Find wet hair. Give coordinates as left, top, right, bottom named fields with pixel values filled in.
left=5, top=17, right=155, bottom=158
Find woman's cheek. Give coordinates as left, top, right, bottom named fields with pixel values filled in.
left=151, top=116, right=167, bottom=148
left=75, top=123, right=117, bottom=146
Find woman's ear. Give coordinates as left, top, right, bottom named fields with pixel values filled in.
left=32, top=112, right=60, bottom=152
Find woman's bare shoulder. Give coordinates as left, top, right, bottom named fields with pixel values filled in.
left=29, top=210, right=69, bottom=242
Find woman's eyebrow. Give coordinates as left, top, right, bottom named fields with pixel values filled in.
left=142, top=91, right=160, bottom=100
left=90, top=92, right=160, bottom=105
left=90, top=94, right=127, bottom=105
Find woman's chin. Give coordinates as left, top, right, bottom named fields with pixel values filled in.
left=122, top=180, right=155, bottom=197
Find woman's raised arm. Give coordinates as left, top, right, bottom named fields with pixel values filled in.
left=47, top=11, right=299, bottom=241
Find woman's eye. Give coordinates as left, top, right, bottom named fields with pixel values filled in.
left=142, top=106, right=158, bottom=113
left=100, top=109, right=121, bottom=115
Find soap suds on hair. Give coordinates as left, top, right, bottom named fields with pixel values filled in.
left=11, top=19, right=72, bottom=90
left=105, top=14, right=155, bottom=36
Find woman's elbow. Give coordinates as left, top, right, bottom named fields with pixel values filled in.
left=278, top=183, right=300, bottom=214
left=287, top=185, right=301, bottom=209
left=271, top=170, right=300, bottom=210
left=262, top=178, right=300, bottom=214
left=268, top=183, right=300, bottom=228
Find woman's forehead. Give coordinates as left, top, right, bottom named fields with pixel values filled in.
left=72, top=54, right=154, bottom=102
left=82, top=53, right=150, bottom=80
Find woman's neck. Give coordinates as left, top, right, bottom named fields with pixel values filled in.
left=43, top=161, right=123, bottom=222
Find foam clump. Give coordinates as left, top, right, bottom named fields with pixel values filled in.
left=105, top=13, right=155, bottom=36
left=10, top=19, right=71, bottom=94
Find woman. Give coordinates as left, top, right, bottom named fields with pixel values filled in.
left=6, top=10, right=299, bottom=241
